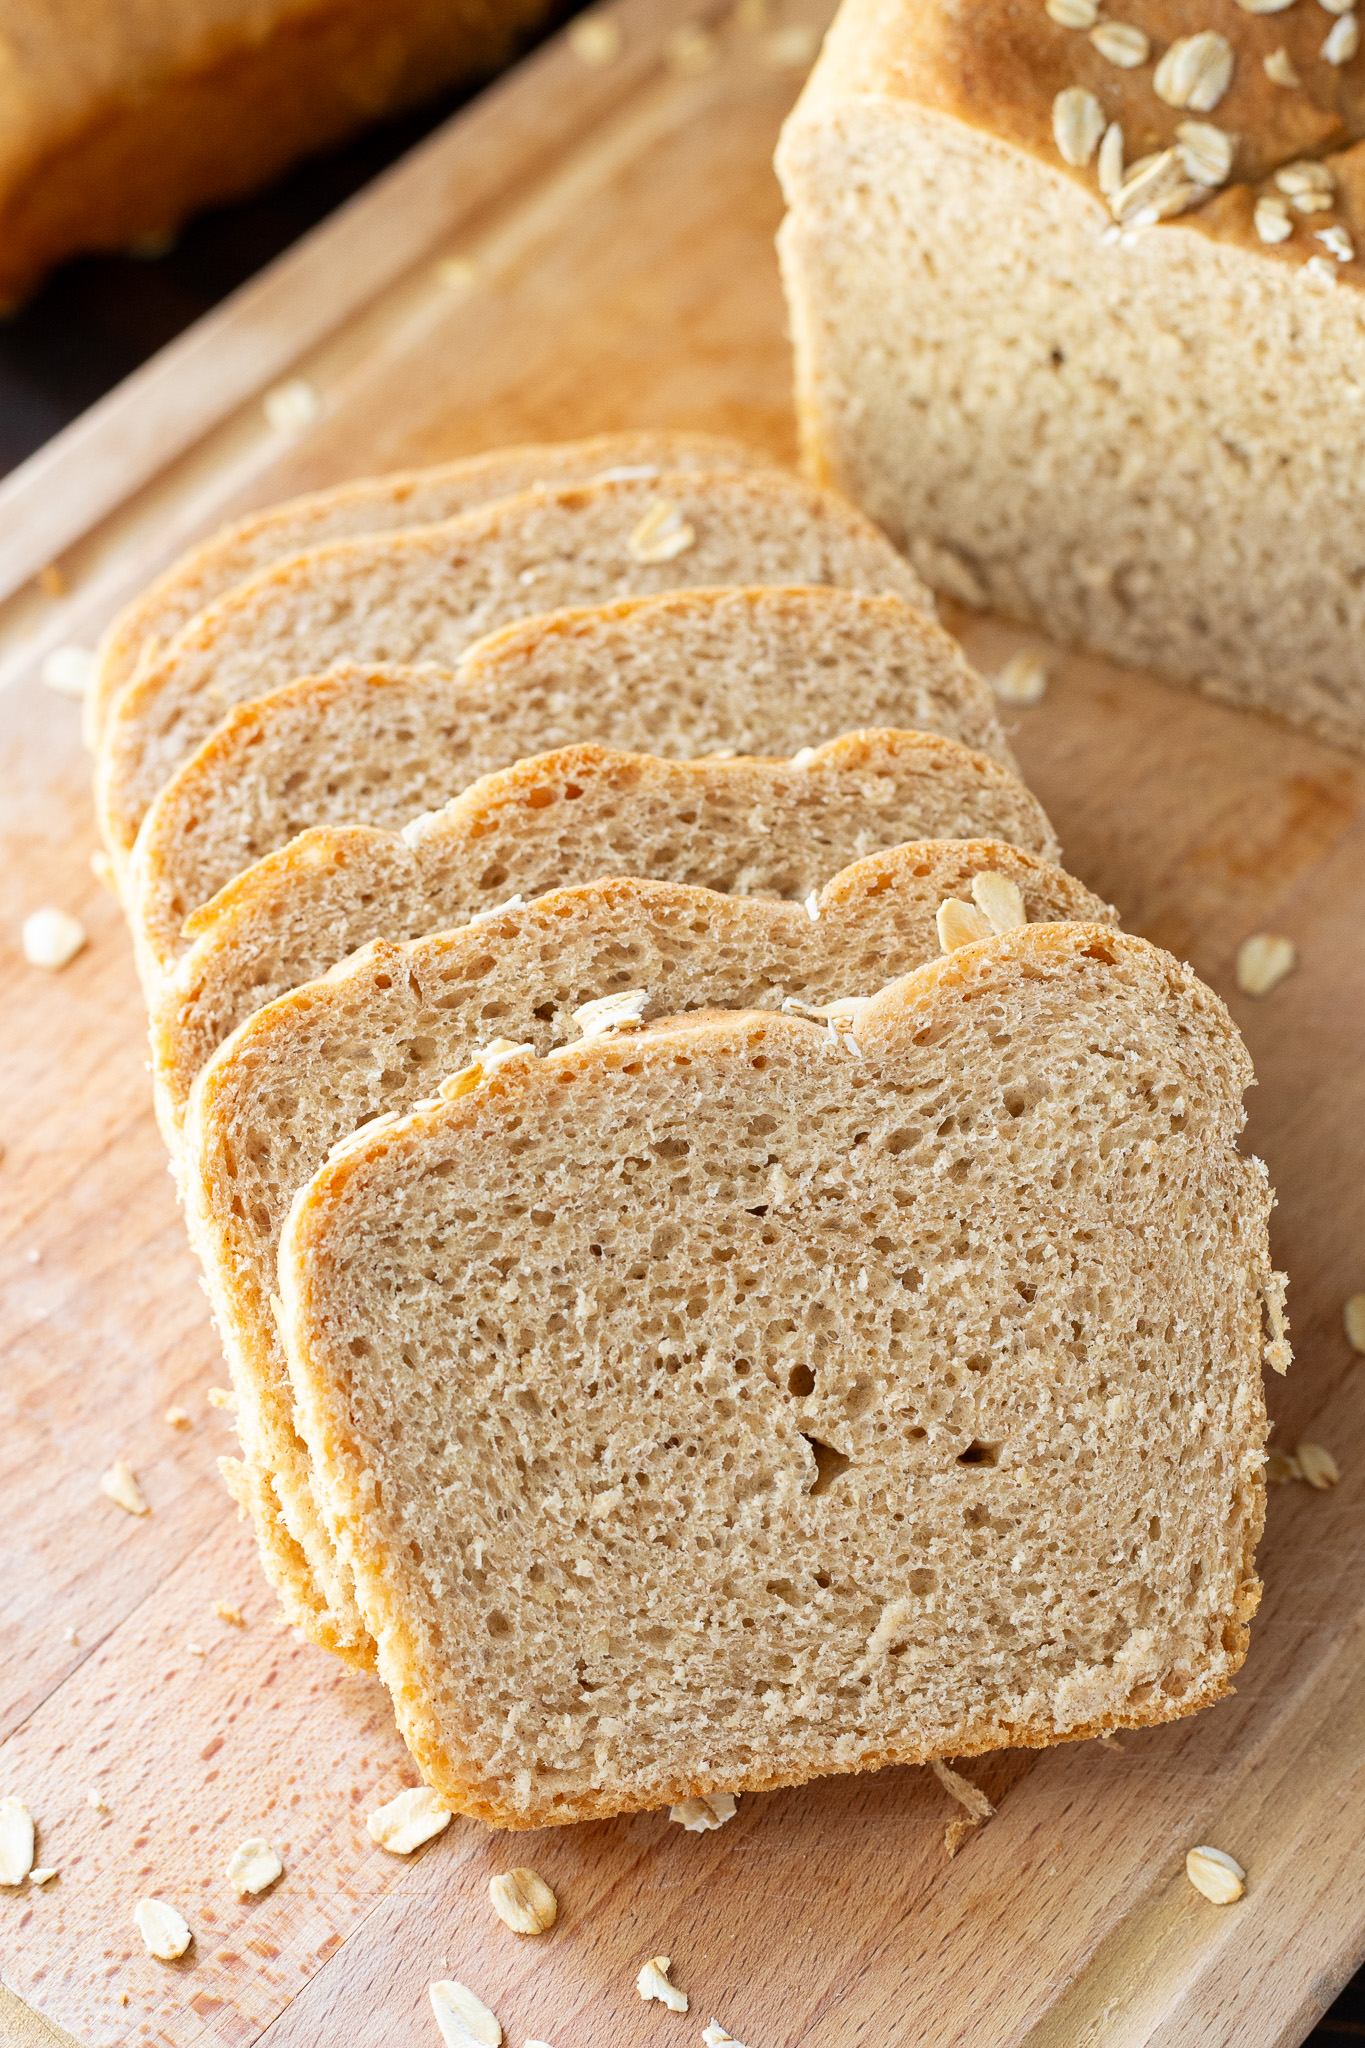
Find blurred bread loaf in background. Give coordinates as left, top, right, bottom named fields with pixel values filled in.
left=0, top=0, right=562, bottom=308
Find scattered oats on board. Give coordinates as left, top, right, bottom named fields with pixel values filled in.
left=99, top=1459, right=149, bottom=1515
left=1296, top=1442, right=1340, bottom=1490
left=135, top=1897, right=194, bottom=1959
left=639, top=1955, right=689, bottom=2012
left=664, top=24, right=719, bottom=72
left=488, top=1866, right=557, bottom=1934
left=1236, top=934, right=1295, bottom=996
left=1185, top=1845, right=1245, bottom=1904
left=937, top=899, right=991, bottom=953
left=367, top=1784, right=451, bottom=1853
left=703, top=2026, right=749, bottom=2047
left=628, top=498, right=696, bottom=564
left=226, top=1838, right=283, bottom=1895
left=761, top=23, right=818, bottom=67
left=0, top=1798, right=35, bottom=1884
left=993, top=650, right=1048, bottom=704
left=29, top=1867, right=58, bottom=1885
left=41, top=645, right=97, bottom=699
left=262, top=379, right=320, bottom=434
left=23, top=908, right=86, bottom=970
left=429, top=1979, right=502, bottom=2047
left=1343, top=1294, right=1365, bottom=1354
left=669, top=1792, right=738, bottom=1832
left=213, top=1601, right=246, bottom=1627
left=567, top=14, right=621, bottom=64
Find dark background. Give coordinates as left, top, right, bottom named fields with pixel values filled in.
left=2, top=44, right=1361, bottom=2046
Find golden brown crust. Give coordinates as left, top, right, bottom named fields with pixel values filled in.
left=795, top=0, right=1365, bottom=280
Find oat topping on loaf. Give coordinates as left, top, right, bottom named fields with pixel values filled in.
left=276, top=926, right=1278, bottom=1827
left=179, top=847, right=1113, bottom=1666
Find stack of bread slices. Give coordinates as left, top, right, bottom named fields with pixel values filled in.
left=94, top=430, right=1285, bottom=1831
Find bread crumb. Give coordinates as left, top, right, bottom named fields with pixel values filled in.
left=993, top=651, right=1049, bottom=704
left=761, top=22, right=817, bottom=67
left=367, top=1785, right=452, bottom=1853
left=63, top=1625, right=78, bottom=1646
left=41, top=645, right=97, bottom=699
left=226, top=1838, right=283, bottom=1895
left=1264, top=46, right=1300, bottom=86
left=1236, top=934, right=1295, bottom=996
left=1265, top=1445, right=1300, bottom=1484
left=263, top=379, right=320, bottom=435
left=944, top=1814, right=979, bottom=1857
left=664, top=24, right=718, bottom=72
left=488, top=1866, right=557, bottom=1934
left=970, top=870, right=1026, bottom=933
left=23, top=908, right=86, bottom=970
left=573, top=989, right=649, bottom=1038
left=119, top=1991, right=129, bottom=2007
left=28, top=1867, right=58, bottom=1885
left=0, top=1798, right=35, bottom=1884
left=669, top=1792, right=738, bottom=1832
left=429, top=1979, right=502, bottom=2045
left=99, top=1460, right=149, bottom=1515
left=1344, top=1294, right=1365, bottom=1353
left=135, top=1897, right=193, bottom=1959
left=937, top=899, right=992, bottom=953
left=1295, top=1442, right=1340, bottom=1490
left=86, top=1788, right=107, bottom=1812
left=567, top=15, right=621, bottom=64
left=638, top=1955, right=689, bottom=2012
left=164, top=1407, right=192, bottom=1430
left=89, top=848, right=117, bottom=891
left=213, top=1601, right=246, bottom=1627
left=1185, top=1845, right=1245, bottom=1904
left=628, top=499, right=696, bottom=564
left=207, top=1386, right=237, bottom=1410
left=187, top=1643, right=207, bottom=1657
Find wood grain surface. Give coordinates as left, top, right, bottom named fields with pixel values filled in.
left=1, top=1, right=1363, bottom=2042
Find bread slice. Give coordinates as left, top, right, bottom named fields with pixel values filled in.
left=91, top=432, right=771, bottom=739
left=128, top=587, right=1012, bottom=978
left=95, top=469, right=934, bottom=862
left=277, top=922, right=1286, bottom=1828
left=152, top=731, right=1058, bottom=1136
left=183, top=847, right=1116, bottom=1664
left=776, top=0, right=1365, bottom=749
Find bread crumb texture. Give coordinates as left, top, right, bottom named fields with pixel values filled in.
left=278, top=925, right=1278, bottom=1828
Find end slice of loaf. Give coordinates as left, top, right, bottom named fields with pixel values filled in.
left=277, top=922, right=1283, bottom=1828
left=153, top=731, right=1058, bottom=1136
left=96, top=469, right=934, bottom=862
left=183, top=847, right=1116, bottom=1663
left=91, top=431, right=771, bottom=740
left=128, top=586, right=1012, bottom=977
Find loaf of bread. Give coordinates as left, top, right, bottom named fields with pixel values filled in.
left=128, top=586, right=1011, bottom=978
left=776, top=0, right=1365, bottom=749
left=151, top=731, right=1059, bottom=1134
left=185, top=850, right=1116, bottom=1660
left=91, top=432, right=769, bottom=739
left=0, top=0, right=559, bottom=309
left=97, top=469, right=933, bottom=864
left=277, top=923, right=1283, bottom=1826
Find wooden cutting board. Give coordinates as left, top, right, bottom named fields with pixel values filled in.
left=2, top=2, right=1364, bottom=2042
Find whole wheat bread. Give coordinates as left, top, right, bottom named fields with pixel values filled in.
left=91, top=432, right=770, bottom=739
left=184, top=847, right=1115, bottom=1662
left=97, top=470, right=934, bottom=863
left=277, top=922, right=1286, bottom=1827
left=152, top=732, right=1058, bottom=1136
left=129, top=587, right=1011, bottom=977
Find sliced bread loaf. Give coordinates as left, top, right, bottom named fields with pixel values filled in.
left=95, top=469, right=934, bottom=862
left=91, top=432, right=770, bottom=739
left=183, top=848, right=1116, bottom=1663
left=277, top=922, right=1284, bottom=1828
left=152, top=732, right=1058, bottom=1134
left=129, top=587, right=1011, bottom=978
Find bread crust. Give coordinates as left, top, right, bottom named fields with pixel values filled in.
left=279, top=923, right=1279, bottom=1826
